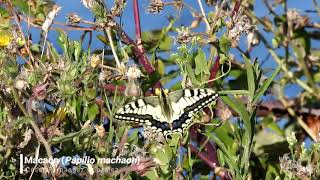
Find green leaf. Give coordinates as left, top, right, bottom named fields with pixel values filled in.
left=74, top=41, right=82, bottom=62
left=107, top=126, right=114, bottom=143
left=97, top=34, right=109, bottom=45
left=253, top=65, right=280, bottom=104
left=88, top=104, right=99, bottom=120
left=0, top=7, right=9, bottom=18
left=195, top=49, right=210, bottom=75
left=142, top=29, right=172, bottom=52
left=218, top=90, right=249, bottom=95
left=155, top=59, right=165, bottom=76
left=57, top=30, right=70, bottom=60
left=243, top=55, right=255, bottom=102
left=219, top=35, right=231, bottom=54
left=315, top=72, right=320, bottom=82
left=51, top=128, right=93, bottom=144
left=12, top=0, right=29, bottom=14
left=30, top=44, right=40, bottom=53
left=206, top=133, right=239, bottom=176
left=85, top=88, right=97, bottom=100
left=186, top=64, right=201, bottom=86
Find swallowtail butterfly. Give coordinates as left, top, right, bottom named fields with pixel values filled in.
left=114, top=88, right=219, bottom=141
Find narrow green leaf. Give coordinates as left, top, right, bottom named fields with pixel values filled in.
left=57, top=30, right=69, bottom=59
left=218, top=90, right=249, bottom=95
left=220, top=96, right=250, bottom=124
left=243, top=55, right=255, bottom=102
left=51, top=128, right=93, bottom=144
left=186, top=64, right=201, bottom=86
left=253, top=65, right=281, bottom=103
left=206, top=132, right=239, bottom=177
left=74, top=41, right=82, bottom=62
left=195, top=49, right=210, bottom=75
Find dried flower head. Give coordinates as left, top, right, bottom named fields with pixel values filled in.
left=95, top=125, right=105, bottom=138
left=126, top=65, right=142, bottom=80
left=287, top=9, right=309, bottom=30
left=47, top=126, right=64, bottom=139
left=146, top=0, right=164, bottom=14
left=173, top=0, right=184, bottom=11
left=215, top=100, right=232, bottom=122
left=42, top=5, right=62, bottom=32
left=15, top=79, right=28, bottom=90
left=247, top=30, right=260, bottom=51
left=176, top=27, right=193, bottom=44
left=18, top=129, right=33, bottom=149
left=111, top=0, right=126, bottom=16
left=98, top=70, right=110, bottom=82
left=143, top=125, right=166, bottom=143
left=32, top=83, right=48, bottom=100
left=279, top=154, right=313, bottom=179
left=131, top=158, right=155, bottom=176
left=228, top=14, right=253, bottom=41
left=67, top=13, right=82, bottom=24
left=90, top=54, right=101, bottom=68
left=82, top=0, right=102, bottom=9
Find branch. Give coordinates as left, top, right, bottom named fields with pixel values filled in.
left=102, top=84, right=126, bottom=94
left=208, top=55, right=220, bottom=87
left=133, top=0, right=142, bottom=40
left=132, top=0, right=156, bottom=75
left=7, top=3, right=35, bottom=68
left=197, top=0, right=211, bottom=32
left=10, top=85, right=52, bottom=159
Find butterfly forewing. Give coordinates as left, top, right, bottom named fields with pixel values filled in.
left=114, top=96, right=159, bottom=124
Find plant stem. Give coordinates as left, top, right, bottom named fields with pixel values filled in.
left=133, top=0, right=142, bottom=40
left=7, top=2, right=34, bottom=68
left=197, top=0, right=211, bottom=32
left=208, top=55, right=220, bottom=87
left=132, top=0, right=156, bottom=75
left=106, top=27, right=121, bottom=67
left=10, top=85, right=52, bottom=158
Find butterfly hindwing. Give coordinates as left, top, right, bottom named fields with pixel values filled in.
left=169, top=88, right=219, bottom=131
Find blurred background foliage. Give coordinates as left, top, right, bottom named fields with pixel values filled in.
left=0, top=0, right=319, bottom=179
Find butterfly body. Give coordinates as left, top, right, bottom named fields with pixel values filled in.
left=114, top=88, right=219, bottom=140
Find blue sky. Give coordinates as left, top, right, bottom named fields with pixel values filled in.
left=29, top=0, right=319, bottom=95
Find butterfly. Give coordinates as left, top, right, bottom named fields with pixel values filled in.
left=114, top=88, right=219, bottom=141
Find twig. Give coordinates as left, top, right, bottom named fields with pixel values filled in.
left=211, top=0, right=227, bottom=33
left=132, top=0, right=156, bottom=75
left=313, top=0, right=320, bottom=16
left=263, top=0, right=278, bottom=16
left=133, top=0, right=142, bottom=41
left=208, top=55, right=220, bottom=87
left=102, top=84, right=126, bottom=93
left=197, top=0, right=211, bottom=32
left=7, top=3, right=35, bottom=68
left=10, top=85, right=52, bottom=158
left=106, top=27, right=121, bottom=67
